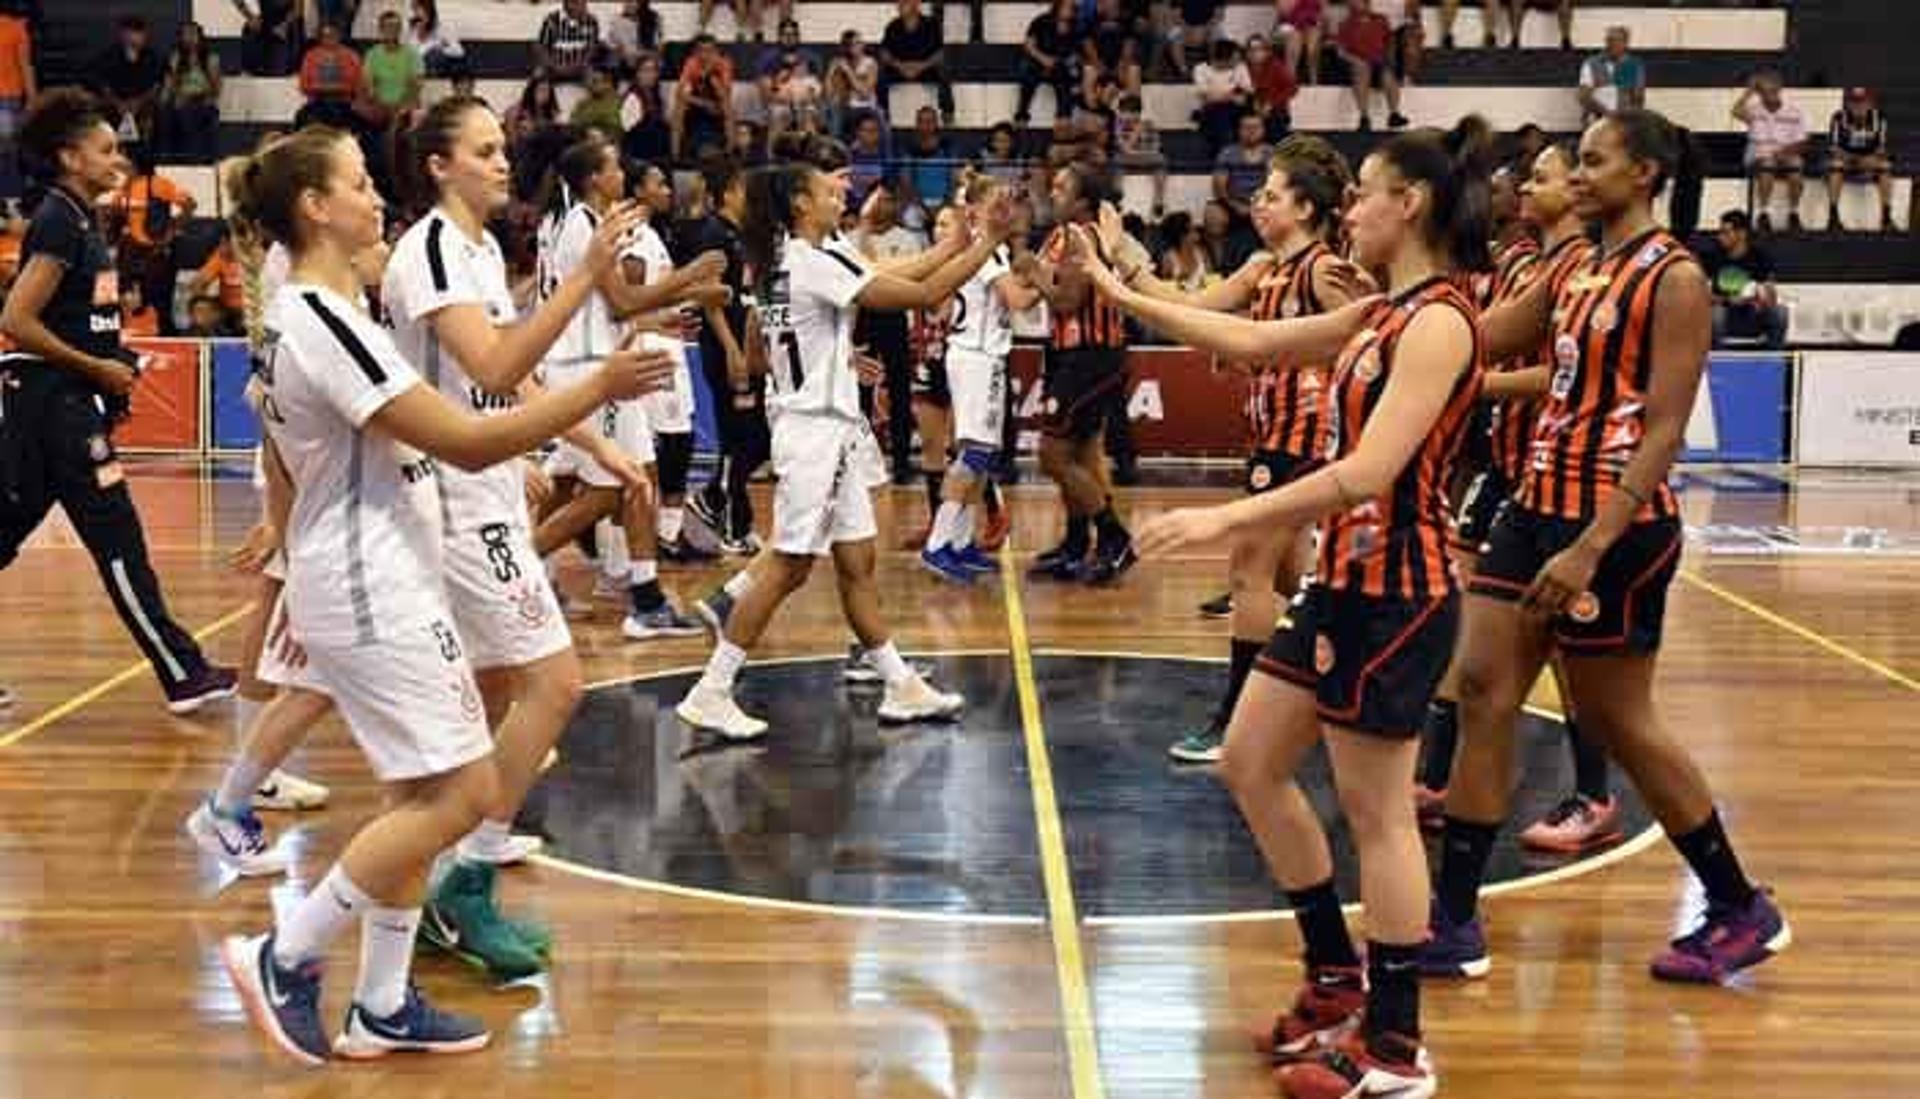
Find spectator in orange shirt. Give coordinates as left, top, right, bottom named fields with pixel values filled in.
left=296, top=21, right=364, bottom=133
left=672, top=34, right=735, bottom=161
left=1337, top=0, right=1406, bottom=132
left=0, top=8, right=33, bottom=206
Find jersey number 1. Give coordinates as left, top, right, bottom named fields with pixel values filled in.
left=780, top=330, right=804, bottom=391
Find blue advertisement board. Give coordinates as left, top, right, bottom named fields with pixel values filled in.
left=209, top=339, right=261, bottom=450
left=1681, top=352, right=1790, bottom=463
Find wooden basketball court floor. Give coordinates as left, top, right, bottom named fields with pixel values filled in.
left=0, top=459, right=1914, bottom=1098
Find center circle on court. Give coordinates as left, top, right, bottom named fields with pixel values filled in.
left=524, top=654, right=1653, bottom=920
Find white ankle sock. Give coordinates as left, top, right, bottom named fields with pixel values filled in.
left=951, top=504, right=975, bottom=550
left=699, top=639, right=748, bottom=693
left=928, top=501, right=964, bottom=552
left=598, top=521, right=629, bottom=580
left=659, top=506, right=685, bottom=543
left=275, top=864, right=374, bottom=967
left=459, top=818, right=514, bottom=863
left=354, top=906, right=421, bottom=1018
left=867, top=640, right=912, bottom=686
left=722, top=569, right=756, bottom=599
left=629, top=559, right=658, bottom=586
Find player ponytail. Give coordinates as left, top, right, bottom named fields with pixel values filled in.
left=1602, top=107, right=1679, bottom=198
left=1375, top=114, right=1495, bottom=273
left=742, top=162, right=813, bottom=302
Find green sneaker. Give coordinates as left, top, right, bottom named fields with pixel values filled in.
left=419, top=862, right=546, bottom=981
left=1168, top=723, right=1226, bottom=764
left=506, top=915, right=553, bottom=959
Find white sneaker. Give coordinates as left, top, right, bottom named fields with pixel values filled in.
left=676, top=683, right=769, bottom=740
left=186, top=801, right=287, bottom=877
left=251, top=769, right=329, bottom=811
left=459, top=831, right=544, bottom=866
left=878, top=674, right=965, bottom=724
left=843, top=644, right=936, bottom=686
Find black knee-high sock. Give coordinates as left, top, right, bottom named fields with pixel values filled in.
left=923, top=471, right=945, bottom=520
left=1216, top=638, right=1263, bottom=727
left=1366, top=941, right=1422, bottom=1043
left=1567, top=719, right=1610, bottom=802
left=1286, top=879, right=1361, bottom=970
left=1419, top=698, right=1459, bottom=791
left=1437, top=816, right=1500, bottom=926
left=1672, top=809, right=1756, bottom=909
left=1093, top=501, right=1128, bottom=548
left=1063, top=513, right=1091, bottom=555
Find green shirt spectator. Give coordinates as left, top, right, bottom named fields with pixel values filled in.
left=363, top=12, right=423, bottom=111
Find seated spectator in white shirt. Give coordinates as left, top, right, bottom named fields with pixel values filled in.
left=1825, top=86, right=1894, bottom=232
left=1733, top=68, right=1808, bottom=232
left=1577, top=26, right=1645, bottom=123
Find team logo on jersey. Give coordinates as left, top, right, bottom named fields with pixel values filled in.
left=1589, top=302, right=1618, bottom=335
left=1567, top=592, right=1601, bottom=624
left=1248, top=462, right=1273, bottom=491
left=457, top=675, right=483, bottom=721
left=1314, top=634, right=1336, bottom=674
left=1635, top=241, right=1671, bottom=269
left=512, top=582, right=550, bottom=628
left=1567, top=273, right=1611, bottom=294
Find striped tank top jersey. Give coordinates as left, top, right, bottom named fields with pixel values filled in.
left=1246, top=240, right=1335, bottom=459
left=1489, top=233, right=1594, bottom=486
left=1042, top=226, right=1127, bottom=350
left=1316, top=278, right=1484, bottom=601
left=1523, top=227, right=1688, bottom=522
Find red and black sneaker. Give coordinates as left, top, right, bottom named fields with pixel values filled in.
left=1275, top=1028, right=1437, bottom=1099
left=1252, top=965, right=1365, bottom=1065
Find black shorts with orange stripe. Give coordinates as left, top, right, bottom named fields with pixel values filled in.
left=1042, top=347, right=1126, bottom=441
left=1245, top=449, right=1318, bottom=496
left=1452, top=468, right=1512, bottom=555
left=1256, top=584, right=1461, bottom=738
left=1468, top=507, right=1682, bottom=655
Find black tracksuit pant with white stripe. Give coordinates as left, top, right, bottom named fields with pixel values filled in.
left=0, top=363, right=209, bottom=689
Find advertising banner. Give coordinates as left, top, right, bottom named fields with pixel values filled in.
left=1796, top=352, right=1920, bottom=467
left=115, top=338, right=202, bottom=451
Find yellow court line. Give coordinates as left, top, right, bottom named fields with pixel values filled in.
left=1678, top=570, right=1920, bottom=693
left=1000, top=553, right=1107, bottom=1099
left=0, top=602, right=256, bottom=750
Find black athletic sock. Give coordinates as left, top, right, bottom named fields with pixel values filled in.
left=1093, top=505, right=1128, bottom=550
left=1418, top=698, right=1459, bottom=791
left=1365, top=941, right=1422, bottom=1044
left=1062, top=514, right=1092, bottom=556
left=1568, top=719, right=1610, bottom=802
left=1672, top=809, right=1756, bottom=909
left=983, top=479, right=1003, bottom=518
left=923, top=471, right=945, bottom=520
left=1286, top=879, right=1361, bottom=970
left=1216, top=638, right=1263, bottom=726
left=628, top=578, right=665, bottom=615
left=1437, top=816, right=1500, bottom=926
left=574, top=527, right=599, bottom=561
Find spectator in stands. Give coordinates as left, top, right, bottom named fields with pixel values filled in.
left=360, top=10, right=424, bottom=133
left=0, top=5, right=29, bottom=210
left=156, top=21, right=221, bottom=164
left=901, top=104, right=955, bottom=207
left=1213, top=111, right=1271, bottom=224
left=1156, top=211, right=1212, bottom=291
left=1274, top=0, right=1324, bottom=86
left=1201, top=195, right=1255, bottom=270
left=1244, top=34, right=1297, bottom=141
left=1825, top=86, right=1894, bottom=232
left=536, top=0, right=601, bottom=84
left=107, top=147, right=193, bottom=325
left=976, top=120, right=1025, bottom=187
left=603, top=0, right=660, bottom=77
left=728, top=118, right=766, bottom=166
left=762, top=23, right=823, bottom=136
left=825, top=30, right=881, bottom=141
left=191, top=230, right=246, bottom=325
left=507, top=70, right=561, bottom=141
left=1338, top=0, right=1406, bottom=132
left=1386, top=0, right=1423, bottom=83
left=1704, top=210, right=1788, bottom=348
left=1438, top=0, right=1493, bottom=49
left=1577, top=25, right=1644, bottom=123
left=1016, top=0, right=1082, bottom=127
left=1113, top=91, right=1167, bottom=217
left=119, top=278, right=160, bottom=338
left=619, top=55, right=672, bottom=164
left=1191, top=39, right=1250, bottom=157
left=184, top=294, right=235, bottom=338
left=407, top=0, right=465, bottom=78
left=847, top=113, right=889, bottom=209
left=318, top=0, right=360, bottom=42
left=295, top=20, right=363, bottom=132
left=1733, top=68, right=1807, bottom=233
left=91, top=15, right=165, bottom=148
left=234, top=0, right=300, bottom=78
left=699, top=0, right=781, bottom=44
left=1177, top=0, right=1224, bottom=74
left=1084, top=0, right=1144, bottom=98
left=673, top=33, right=735, bottom=161
left=881, top=0, right=955, bottom=124
left=1503, top=0, right=1573, bottom=50
left=937, top=0, right=987, bottom=46
left=571, top=65, right=625, bottom=143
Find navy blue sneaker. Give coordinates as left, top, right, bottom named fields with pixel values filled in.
left=333, top=984, right=491, bottom=1059
left=1419, top=898, right=1491, bottom=979
left=166, top=664, right=239, bottom=715
left=920, top=545, right=975, bottom=585
left=951, top=545, right=1000, bottom=575
left=221, top=932, right=329, bottom=1066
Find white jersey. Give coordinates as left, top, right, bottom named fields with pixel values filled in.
left=542, top=202, right=623, bottom=380
left=624, top=220, right=695, bottom=394
left=383, top=207, right=527, bottom=532
left=759, top=234, right=873, bottom=421
left=257, top=282, right=445, bottom=643
left=948, top=245, right=1014, bottom=358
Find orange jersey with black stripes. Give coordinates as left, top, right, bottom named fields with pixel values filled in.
left=1488, top=234, right=1593, bottom=484
left=1245, top=240, right=1335, bottom=458
left=1043, top=226, right=1128, bottom=349
left=1316, top=277, right=1485, bottom=601
left=1521, top=228, right=1689, bottom=521
left=1470, top=234, right=1541, bottom=313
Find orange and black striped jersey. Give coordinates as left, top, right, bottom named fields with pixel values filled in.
left=1488, top=234, right=1594, bottom=484
left=1245, top=240, right=1335, bottom=458
left=1043, top=226, right=1128, bottom=350
left=1316, top=277, right=1484, bottom=601
left=1521, top=227, right=1690, bottom=521
left=1470, top=234, right=1542, bottom=313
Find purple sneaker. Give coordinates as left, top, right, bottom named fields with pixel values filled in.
left=1419, top=898, right=1491, bottom=979
left=166, top=665, right=238, bottom=715
left=1651, top=888, right=1791, bottom=984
